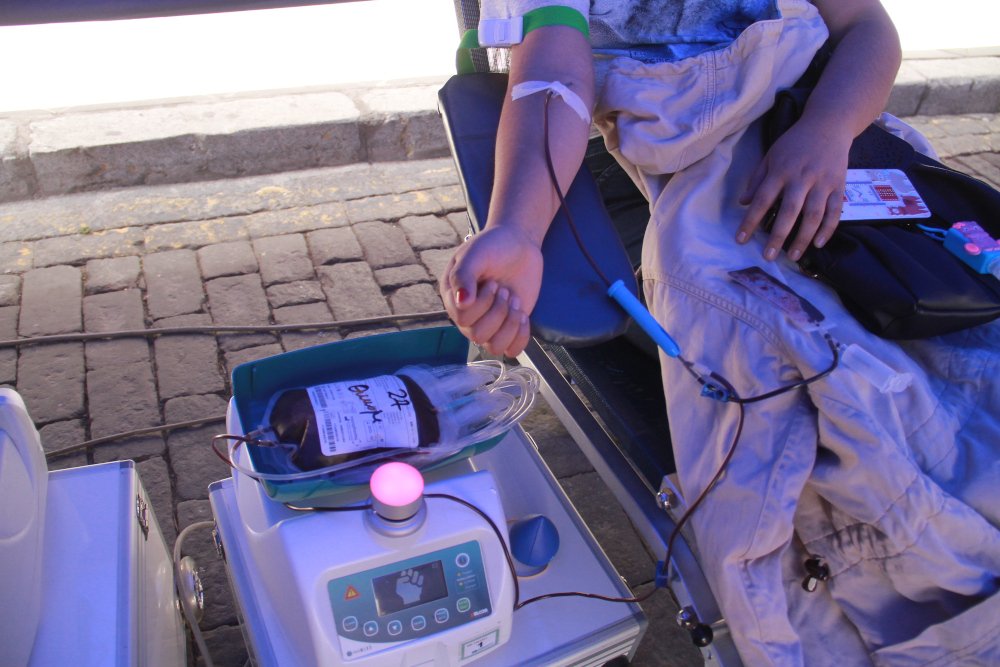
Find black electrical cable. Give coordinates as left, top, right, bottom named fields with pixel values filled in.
left=0, top=310, right=450, bottom=349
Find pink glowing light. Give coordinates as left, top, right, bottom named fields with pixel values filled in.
left=370, top=462, right=424, bottom=507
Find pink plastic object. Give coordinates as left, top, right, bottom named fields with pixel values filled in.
left=370, top=462, right=425, bottom=521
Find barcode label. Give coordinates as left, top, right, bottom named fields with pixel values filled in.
left=306, top=375, right=420, bottom=456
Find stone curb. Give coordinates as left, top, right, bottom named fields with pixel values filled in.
left=2, top=54, right=999, bottom=204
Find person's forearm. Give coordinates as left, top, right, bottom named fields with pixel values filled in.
left=486, top=25, right=595, bottom=246
left=801, top=2, right=902, bottom=142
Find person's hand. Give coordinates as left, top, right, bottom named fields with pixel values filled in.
left=736, top=116, right=852, bottom=261
left=439, top=225, right=543, bottom=357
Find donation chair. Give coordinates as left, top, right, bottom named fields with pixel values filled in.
left=438, top=2, right=741, bottom=664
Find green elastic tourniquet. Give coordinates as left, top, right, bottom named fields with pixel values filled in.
left=456, top=5, right=589, bottom=74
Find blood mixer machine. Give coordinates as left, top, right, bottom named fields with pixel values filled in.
left=209, top=327, right=647, bottom=666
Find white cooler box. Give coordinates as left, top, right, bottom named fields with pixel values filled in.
left=0, top=389, right=186, bottom=667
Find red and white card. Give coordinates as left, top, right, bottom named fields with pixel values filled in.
left=840, top=169, right=931, bottom=221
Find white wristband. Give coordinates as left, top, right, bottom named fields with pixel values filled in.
left=511, top=80, right=591, bottom=125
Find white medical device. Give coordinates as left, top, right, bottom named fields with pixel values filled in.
left=0, top=388, right=187, bottom=667
left=212, top=398, right=646, bottom=666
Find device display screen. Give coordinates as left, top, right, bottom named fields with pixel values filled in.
left=371, top=560, right=449, bottom=617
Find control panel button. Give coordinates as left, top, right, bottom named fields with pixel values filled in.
left=363, top=621, right=379, bottom=637
left=434, top=608, right=450, bottom=624
left=455, top=552, right=471, bottom=568
left=411, top=615, right=427, bottom=631
left=387, top=620, right=403, bottom=636
left=341, top=616, right=359, bottom=633
left=456, top=597, right=471, bottom=613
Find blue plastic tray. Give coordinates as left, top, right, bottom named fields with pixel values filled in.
left=230, top=326, right=503, bottom=502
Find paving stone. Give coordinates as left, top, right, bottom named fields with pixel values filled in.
left=374, top=159, right=459, bottom=191
left=85, top=256, right=141, bottom=294
left=429, top=184, right=467, bottom=212
left=558, top=471, right=654, bottom=588
left=0, top=163, right=396, bottom=246
left=266, top=280, right=326, bottom=308
left=306, top=226, right=363, bottom=265
left=0, top=242, right=32, bottom=274
left=38, top=419, right=89, bottom=470
left=445, top=211, right=473, bottom=239
left=136, top=456, right=177, bottom=548
left=197, top=624, right=249, bottom=667
left=165, top=393, right=231, bottom=502
left=273, top=301, right=341, bottom=351
left=419, top=247, right=458, bottom=283
left=522, top=398, right=594, bottom=479
left=205, top=274, right=277, bottom=351
left=197, top=240, right=258, bottom=279
left=31, top=227, right=145, bottom=268
left=931, top=132, right=993, bottom=159
left=317, top=262, right=390, bottom=321
left=353, top=220, right=417, bottom=268
left=0, top=274, right=21, bottom=305
left=83, top=289, right=150, bottom=369
left=952, top=154, right=1000, bottom=188
left=153, top=314, right=226, bottom=399
left=0, top=306, right=17, bottom=385
left=389, top=283, right=444, bottom=315
left=16, top=342, right=85, bottom=424
left=144, top=217, right=250, bottom=252
left=144, top=249, right=205, bottom=319
left=253, top=234, right=314, bottom=285
left=399, top=214, right=460, bottom=250
left=87, top=359, right=161, bottom=438
left=241, top=201, right=350, bottom=238
left=19, top=265, right=82, bottom=336
left=176, top=500, right=239, bottom=631
left=345, top=190, right=443, bottom=224
left=374, top=264, right=430, bottom=289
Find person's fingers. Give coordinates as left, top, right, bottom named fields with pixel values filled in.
left=451, top=280, right=498, bottom=329
left=786, top=187, right=828, bottom=261
left=763, top=183, right=808, bottom=261
left=468, top=286, right=510, bottom=345
left=739, top=160, right=768, bottom=207
left=737, top=174, right=782, bottom=244
left=503, top=312, right=532, bottom=358
left=813, top=190, right=843, bottom=248
left=483, top=305, right=524, bottom=357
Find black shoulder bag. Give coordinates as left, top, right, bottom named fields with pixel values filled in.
left=766, top=61, right=1000, bottom=339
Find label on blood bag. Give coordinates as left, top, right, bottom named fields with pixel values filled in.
left=306, top=375, right=420, bottom=456
left=841, top=169, right=930, bottom=221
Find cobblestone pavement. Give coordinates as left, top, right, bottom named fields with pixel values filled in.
left=2, top=111, right=998, bottom=667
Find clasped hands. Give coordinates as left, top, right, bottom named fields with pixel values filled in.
left=440, top=121, right=851, bottom=357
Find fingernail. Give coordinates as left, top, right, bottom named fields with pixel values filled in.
left=521, top=313, right=528, bottom=325
left=455, top=287, right=469, bottom=304
left=511, top=296, right=521, bottom=312
left=736, top=231, right=747, bottom=244
left=815, top=235, right=827, bottom=248
left=497, top=287, right=509, bottom=302
left=764, top=247, right=778, bottom=261
left=789, top=249, right=801, bottom=261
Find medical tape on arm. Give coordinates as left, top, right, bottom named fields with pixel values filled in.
left=511, top=81, right=591, bottom=125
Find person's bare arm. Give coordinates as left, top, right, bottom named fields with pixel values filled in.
left=440, top=24, right=594, bottom=356
left=736, top=0, right=902, bottom=261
